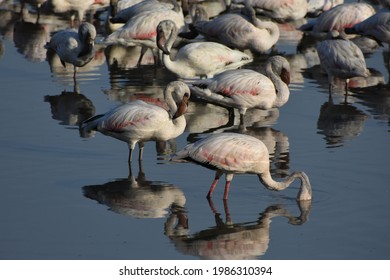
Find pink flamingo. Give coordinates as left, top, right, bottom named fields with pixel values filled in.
left=171, top=132, right=312, bottom=201
left=299, top=2, right=375, bottom=34
left=190, top=5, right=280, bottom=53
left=156, top=19, right=253, bottom=79
left=188, top=55, right=290, bottom=124
left=244, top=0, right=308, bottom=22
left=80, top=81, right=190, bottom=163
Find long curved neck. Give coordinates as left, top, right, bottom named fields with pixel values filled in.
left=265, top=62, right=290, bottom=108
left=164, top=84, right=178, bottom=118
left=258, top=171, right=312, bottom=201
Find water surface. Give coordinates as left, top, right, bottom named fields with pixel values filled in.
left=0, top=0, right=389, bottom=260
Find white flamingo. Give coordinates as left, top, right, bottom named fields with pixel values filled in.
left=299, top=2, right=375, bottom=35
left=190, top=5, right=280, bottom=53
left=244, top=0, right=308, bottom=22
left=316, top=30, right=369, bottom=96
left=156, top=19, right=253, bottom=79
left=188, top=55, right=290, bottom=124
left=171, top=132, right=312, bottom=201
left=45, top=22, right=96, bottom=79
left=80, top=81, right=190, bottom=163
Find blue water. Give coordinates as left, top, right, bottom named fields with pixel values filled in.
left=0, top=0, right=389, bottom=260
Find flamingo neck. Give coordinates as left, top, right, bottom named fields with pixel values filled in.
left=258, top=171, right=312, bottom=201
left=265, top=63, right=290, bottom=108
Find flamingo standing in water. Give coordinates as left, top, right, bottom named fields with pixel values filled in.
left=188, top=55, right=290, bottom=124
left=189, top=5, right=280, bottom=53
left=80, top=81, right=190, bottom=163
left=156, top=20, right=253, bottom=79
left=45, top=22, right=96, bottom=80
left=171, top=132, right=312, bottom=201
left=316, top=30, right=369, bottom=96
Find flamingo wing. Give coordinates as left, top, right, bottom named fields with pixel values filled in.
left=174, top=133, right=268, bottom=173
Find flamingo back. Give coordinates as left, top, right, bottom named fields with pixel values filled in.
left=172, top=133, right=270, bottom=174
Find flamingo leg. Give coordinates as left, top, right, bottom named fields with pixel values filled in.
left=128, top=148, right=134, bottom=163
left=138, top=142, right=145, bottom=161
left=207, top=170, right=223, bottom=199
left=223, top=181, right=231, bottom=200
left=223, top=174, right=234, bottom=200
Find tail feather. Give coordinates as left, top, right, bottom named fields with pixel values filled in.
left=79, top=114, right=104, bottom=138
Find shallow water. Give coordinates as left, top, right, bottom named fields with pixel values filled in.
left=0, top=0, right=389, bottom=260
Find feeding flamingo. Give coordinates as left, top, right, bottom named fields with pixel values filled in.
left=316, top=30, right=369, bottom=96
left=188, top=55, right=290, bottom=124
left=156, top=19, right=253, bottom=79
left=45, top=22, right=96, bottom=80
left=189, top=5, right=280, bottom=53
left=80, top=81, right=190, bottom=163
left=171, top=132, right=312, bottom=201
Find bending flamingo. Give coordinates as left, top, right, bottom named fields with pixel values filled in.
left=171, top=132, right=312, bottom=201
left=189, top=5, right=280, bottom=53
left=188, top=55, right=290, bottom=124
left=156, top=19, right=253, bottom=79
left=45, top=22, right=96, bottom=79
left=80, top=81, right=190, bottom=163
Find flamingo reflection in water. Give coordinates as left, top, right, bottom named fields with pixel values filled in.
left=45, top=88, right=96, bottom=127
left=80, top=81, right=190, bottom=163
left=83, top=161, right=186, bottom=219
left=171, top=132, right=312, bottom=201
left=317, top=94, right=368, bottom=148
left=165, top=198, right=311, bottom=259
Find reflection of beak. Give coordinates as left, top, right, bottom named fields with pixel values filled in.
left=157, top=31, right=170, bottom=55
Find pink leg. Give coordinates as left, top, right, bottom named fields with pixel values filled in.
left=223, top=181, right=231, bottom=200
left=207, top=171, right=222, bottom=199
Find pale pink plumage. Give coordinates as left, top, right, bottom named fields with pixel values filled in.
left=156, top=19, right=253, bottom=79
left=171, top=132, right=312, bottom=200
left=80, top=81, right=190, bottom=163
left=189, top=55, right=290, bottom=124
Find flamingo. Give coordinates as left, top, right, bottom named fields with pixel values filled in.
left=244, top=0, right=308, bottom=22
left=189, top=5, right=280, bottom=53
left=344, top=10, right=390, bottom=47
left=299, top=2, right=375, bottom=35
left=105, top=6, right=185, bottom=64
left=80, top=81, right=190, bottom=163
left=109, top=0, right=181, bottom=25
left=45, top=22, right=96, bottom=80
left=307, top=0, right=344, bottom=17
left=316, top=30, right=369, bottom=97
left=156, top=19, right=253, bottom=79
left=171, top=132, right=312, bottom=201
left=188, top=55, right=290, bottom=124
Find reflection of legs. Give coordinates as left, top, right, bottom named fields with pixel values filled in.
left=207, top=170, right=223, bottom=199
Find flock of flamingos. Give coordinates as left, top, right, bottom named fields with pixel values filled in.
left=7, top=0, right=390, bottom=203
